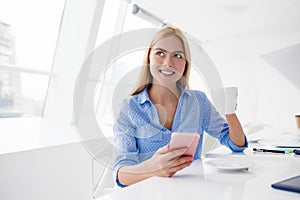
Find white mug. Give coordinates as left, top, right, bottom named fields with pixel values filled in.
left=224, top=87, right=238, bottom=114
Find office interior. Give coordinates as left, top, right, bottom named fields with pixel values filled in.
left=0, top=0, right=300, bottom=200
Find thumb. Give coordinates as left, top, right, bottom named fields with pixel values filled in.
left=156, top=144, right=169, bottom=154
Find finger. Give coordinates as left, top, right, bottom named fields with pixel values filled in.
left=165, top=162, right=192, bottom=177
left=156, top=144, right=170, bottom=154
left=169, top=155, right=193, bottom=167
left=157, top=156, right=193, bottom=177
left=169, top=160, right=192, bottom=174
left=165, top=147, right=188, bottom=160
left=162, top=155, right=192, bottom=172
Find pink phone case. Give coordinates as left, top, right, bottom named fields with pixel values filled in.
left=169, top=132, right=200, bottom=158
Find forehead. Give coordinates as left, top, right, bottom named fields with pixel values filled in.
left=152, top=35, right=184, bottom=52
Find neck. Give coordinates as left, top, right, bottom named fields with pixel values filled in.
left=149, top=83, right=181, bottom=105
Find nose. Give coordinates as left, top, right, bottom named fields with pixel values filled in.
left=162, top=53, right=174, bottom=68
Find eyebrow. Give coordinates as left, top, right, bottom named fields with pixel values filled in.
left=153, top=47, right=185, bottom=54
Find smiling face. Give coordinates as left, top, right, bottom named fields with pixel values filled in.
left=149, top=35, right=187, bottom=88
left=131, top=27, right=191, bottom=96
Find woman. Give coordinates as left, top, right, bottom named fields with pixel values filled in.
left=113, top=26, right=247, bottom=187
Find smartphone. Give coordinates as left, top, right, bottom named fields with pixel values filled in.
left=169, top=132, right=200, bottom=158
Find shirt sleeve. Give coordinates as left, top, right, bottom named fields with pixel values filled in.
left=201, top=92, right=248, bottom=152
left=113, top=99, right=138, bottom=187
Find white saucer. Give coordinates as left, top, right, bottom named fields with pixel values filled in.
left=215, top=163, right=249, bottom=171
left=206, top=158, right=252, bottom=171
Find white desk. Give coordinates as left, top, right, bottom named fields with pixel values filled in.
left=0, top=117, right=80, bottom=154
left=97, top=127, right=300, bottom=200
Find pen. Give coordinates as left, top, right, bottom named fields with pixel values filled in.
left=294, top=149, right=300, bottom=155
left=253, top=148, right=286, bottom=154
left=276, top=145, right=300, bottom=148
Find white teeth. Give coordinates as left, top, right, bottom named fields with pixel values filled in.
left=160, top=70, right=174, bottom=75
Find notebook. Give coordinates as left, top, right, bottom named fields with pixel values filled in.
left=271, top=175, right=300, bottom=194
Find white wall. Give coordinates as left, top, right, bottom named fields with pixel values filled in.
left=255, top=60, right=300, bottom=128
left=214, top=56, right=300, bottom=128
left=133, top=0, right=300, bottom=129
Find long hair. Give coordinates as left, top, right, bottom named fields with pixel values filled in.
left=131, top=26, right=191, bottom=96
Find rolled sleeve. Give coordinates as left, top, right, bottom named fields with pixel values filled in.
left=219, top=130, right=248, bottom=152
left=114, top=168, right=127, bottom=188
left=113, top=150, right=138, bottom=188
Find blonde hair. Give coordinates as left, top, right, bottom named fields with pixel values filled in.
left=131, top=26, right=191, bottom=95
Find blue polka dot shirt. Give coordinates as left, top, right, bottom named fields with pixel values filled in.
left=113, top=87, right=248, bottom=187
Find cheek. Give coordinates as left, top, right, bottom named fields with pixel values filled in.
left=149, top=53, right=164, bottom=65
left=149, top=57, right=162, bottom=65
left=175, top=60, right=186, bottom=73
left=149, top=65, right=158, bottom=79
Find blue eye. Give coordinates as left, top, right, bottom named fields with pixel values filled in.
left=156, top=51, right=165, bottom=56
left=174, top=53, right=184, bottom=59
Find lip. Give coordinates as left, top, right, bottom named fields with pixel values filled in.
left=159, top=69, right=175, bottom=75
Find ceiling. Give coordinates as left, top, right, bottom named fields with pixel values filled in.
left=134, top=0, right=300, bottom=61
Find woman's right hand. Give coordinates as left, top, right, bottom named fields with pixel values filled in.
left=142, top=144, right=193, bottom=177
left=117, top=144, right=193, bottom=186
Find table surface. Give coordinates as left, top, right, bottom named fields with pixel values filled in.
left=0, top=117, right=80, bottom=154
left=97, top=127, right=300, bottom=200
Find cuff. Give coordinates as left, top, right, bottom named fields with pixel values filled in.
left=228, top=135, right=248, bottom=152
left=113, top=166, right=128, bottom=188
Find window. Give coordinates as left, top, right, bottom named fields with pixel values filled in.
left=0, top=0, right=65, bottom=117
left=94, top=1, right=156, bottom=130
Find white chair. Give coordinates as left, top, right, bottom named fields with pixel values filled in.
left=91, top=153, right=115, bottom=199
left=201, top=133, right=220, bottom=157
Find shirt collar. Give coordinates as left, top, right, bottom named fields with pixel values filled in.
left=137, top=85, right=192, bottom=105
left=179, top=85, right=192, bottom=97
left=137, top=88, right=150, bottom=105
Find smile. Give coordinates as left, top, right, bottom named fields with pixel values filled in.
left=159, top=70, right=175, bottom=75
